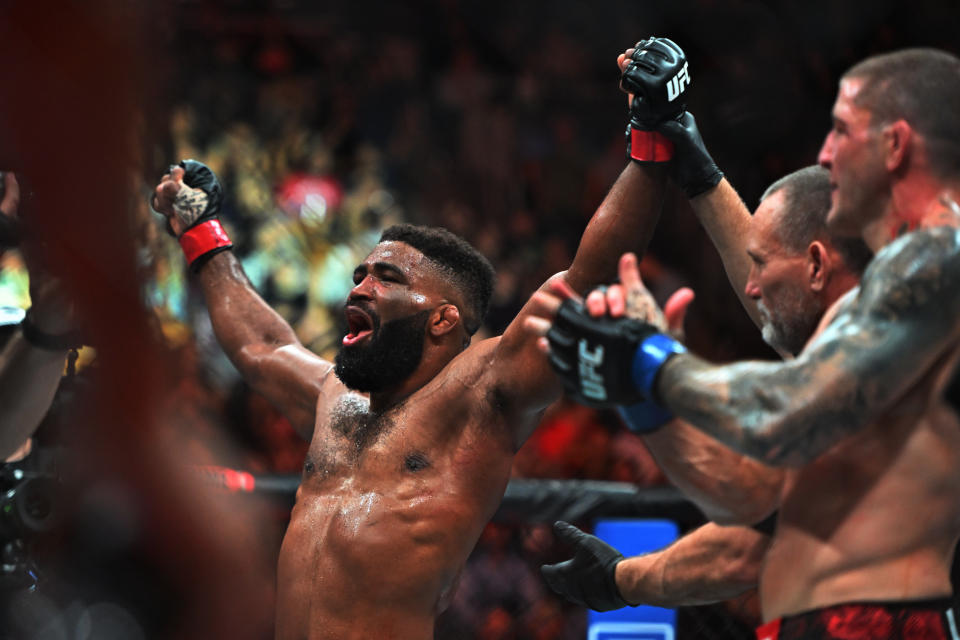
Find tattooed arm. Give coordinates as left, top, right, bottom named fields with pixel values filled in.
left=657, top=227, right=960, bottom=466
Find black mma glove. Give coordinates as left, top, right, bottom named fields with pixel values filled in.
left=546, top=298, right=686, bottom=408
left=547, top=298, right=654, bottom=407
left=657, top=111, right=724, bottom=198
left=621, top=37, right=690, bottom=163
left=166, top=159, right=232, bottom=271
left=541, top=521, right=629, bottom=612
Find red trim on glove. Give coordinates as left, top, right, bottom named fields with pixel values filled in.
left=754, top=618, right=781, bottom=640
left=178, top=219, right=233, bottom=265
left=629, top=129, right=674, bottom=162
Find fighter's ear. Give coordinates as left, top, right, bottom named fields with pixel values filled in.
left=883, top=119, right=912, bottom=173
left=429, top=304, right=461, bottom=338
left=807, top=240, right=829, bottom=292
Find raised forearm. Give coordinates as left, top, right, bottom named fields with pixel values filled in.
left=615, top=522, right=767, bottom=607
left=565, top=163, right=667, bottom=293
left=196, top=251, right=301, bottom=371
left=688, top=179, right=760, bottom=325
left=0, top=333, right=66, bottom=458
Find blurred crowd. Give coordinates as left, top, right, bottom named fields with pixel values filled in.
left=3, top=0, right=959, bottom=637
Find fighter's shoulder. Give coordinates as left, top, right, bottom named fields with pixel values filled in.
left=870, top=225, right=960, bottom=271
left=855, top=226, right=960, bottom=316
left=437, top=335, right=502, bottom=388
left=314, top=366, right=356, bottom=418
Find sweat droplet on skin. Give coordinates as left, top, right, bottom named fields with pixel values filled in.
left=339, top=491, right=378, bottom=536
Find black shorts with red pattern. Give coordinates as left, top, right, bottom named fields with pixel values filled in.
left=755, top=598, right=959, bottom=640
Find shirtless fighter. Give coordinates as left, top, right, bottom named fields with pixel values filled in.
left=152, top=37, right=689, bottom=639
left=540, top=166, right=872, bottom=613
left=530, top=48, right=960, bottom=638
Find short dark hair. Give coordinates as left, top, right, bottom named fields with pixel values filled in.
left=379, top=224, right=495, bottom=335
left=843, top=48, right=960, bottom=178
left=760, top=166, right=872, bottom=276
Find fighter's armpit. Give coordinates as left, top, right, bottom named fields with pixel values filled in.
left=659, top=227, right=960, bottom=466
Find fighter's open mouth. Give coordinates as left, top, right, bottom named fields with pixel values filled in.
left=343, top=307, right=374, bottom=346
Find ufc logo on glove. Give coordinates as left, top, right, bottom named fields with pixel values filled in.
left=546, top=298, right=685, bottom=409
left=666, top=62, right=690, bottom=102
left=578, top=340, right=607, bottom=402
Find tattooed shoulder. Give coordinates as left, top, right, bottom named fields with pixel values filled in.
left=851, top=227, right=960, bottom=323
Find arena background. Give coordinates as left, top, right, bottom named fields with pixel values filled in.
left=0, top=0, right=958, bottom=638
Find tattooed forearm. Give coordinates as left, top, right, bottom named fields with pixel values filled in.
left=657, top=227, right=960, bottom=466
left=173, top=185, right=210, bottom=228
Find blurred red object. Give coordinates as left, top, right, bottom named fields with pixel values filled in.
left=276, top=173, right=343, bottom=222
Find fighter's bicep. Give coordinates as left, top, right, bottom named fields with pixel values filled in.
left=482, top=283, right=566, bottom=423
left=239, top=342, right=333, bottom=439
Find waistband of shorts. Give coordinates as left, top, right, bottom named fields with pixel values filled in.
left=755, top=597, right=959, bottom=640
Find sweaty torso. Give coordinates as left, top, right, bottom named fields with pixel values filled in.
left=760, top=284, right=960, bottom=620
left=274, top=351, right=521, bottom=640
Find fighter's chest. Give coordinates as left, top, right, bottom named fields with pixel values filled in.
left=303, top=398, right=434, bottom=482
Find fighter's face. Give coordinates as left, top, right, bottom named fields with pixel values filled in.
left=745, top=192, right=824, bottom=356
left=334, top=242, right=440, bottom=392
left=818, top=78, right=889, bottom=236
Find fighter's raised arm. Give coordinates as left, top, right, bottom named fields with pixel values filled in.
left=614, top=46, right=759, bottom=329
left=484, top=38, right=706, bottom=439
left=152, top=162, right=330, bottom=438
left=562, top=36, right=693, bottom=292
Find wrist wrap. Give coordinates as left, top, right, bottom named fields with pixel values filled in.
left=617, top=401, right=674, bottom=434
left=21, top=308, right=81, bottom=351
left=631, top=333, right=686, bottom=401
left=179, top=219, right=233, bottom=268
left=627, top=127, right=675, bottom=163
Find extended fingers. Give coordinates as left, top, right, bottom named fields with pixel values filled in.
left=523, top=289, right=564, bottom=346
left=664, top=287, right=695, bottom=338
left=585, top=285, right=627, bottom=318
left=618, top=253, right=643, bottom=290
left=585, top=288, right=607, bottom=317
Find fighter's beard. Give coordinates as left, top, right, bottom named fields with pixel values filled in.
left=334, top=310, right=430, bottom=392
left=757, top=297, right=821, bottom=357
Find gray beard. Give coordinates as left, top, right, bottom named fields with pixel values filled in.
left=757, top=297, right=820, bottom=357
